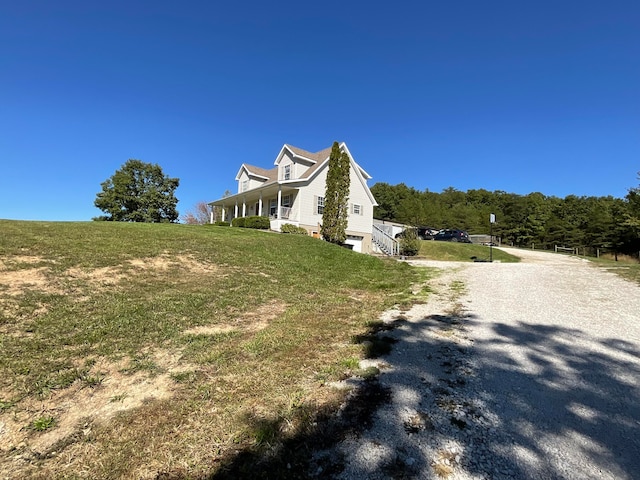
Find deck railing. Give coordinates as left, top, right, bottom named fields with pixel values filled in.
left=372, top=223, right=399, bottom=256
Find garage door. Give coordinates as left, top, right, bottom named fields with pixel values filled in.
left=344, top=235, right=363, bottom=253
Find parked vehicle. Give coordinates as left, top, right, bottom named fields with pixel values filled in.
left=433, top=229, right=472, bottom=243
left=395, top=226, right=438, bottom=240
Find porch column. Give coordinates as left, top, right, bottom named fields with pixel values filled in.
left=234, top=202, right=238, bottom=219
left=221, top=206, right=226, bottom=222
left=277, top=186, right=282, bottom=220
left=242, top=199, right=247, bottom=217
left=258, top=192, right=263, bottom=216
left=209, top=208, right=214, bottom=224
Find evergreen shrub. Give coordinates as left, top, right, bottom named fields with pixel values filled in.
left=281, top=224, right=308, bottom=235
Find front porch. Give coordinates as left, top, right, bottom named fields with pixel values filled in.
left=209, top=186, right=299, bottom=232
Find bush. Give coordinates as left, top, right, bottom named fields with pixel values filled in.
left=214, top=221, right=230, bottom=227
left=244, top=216, right=270, bottom=229
left=231, top=217, right=246, bottom=228
left=281, top=224, right=308, bottom=235
left=231, top=216, right=270, bottom=229
left=399, top=229, right=420, bottom=256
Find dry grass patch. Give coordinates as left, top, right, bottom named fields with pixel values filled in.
left=0, top=349, right=194, bottom=475
left=0, top=266, right=58, bottom=297
left=183, top=300, right=288, bottom=335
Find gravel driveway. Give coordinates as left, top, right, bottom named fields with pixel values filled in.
left=316, top=248, right=640, bottom=479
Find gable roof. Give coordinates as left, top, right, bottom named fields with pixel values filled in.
left=281, top=144, right=333, bottom=164
left=290, top=142, right=377, bottom=205
left=211, top=142, right=376, bottom=206
left=235, top=163, right=278, bottom=182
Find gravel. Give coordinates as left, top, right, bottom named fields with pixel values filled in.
left=312, top=248, right=640, bottom=479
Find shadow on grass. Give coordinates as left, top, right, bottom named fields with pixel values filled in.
left=159, top=314, right=640, bottom=479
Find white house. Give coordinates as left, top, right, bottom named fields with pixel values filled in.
left=208, top=142, right=378, bottom=253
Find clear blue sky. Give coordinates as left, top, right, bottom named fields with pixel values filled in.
left=1, top=1, right=639, bottom=221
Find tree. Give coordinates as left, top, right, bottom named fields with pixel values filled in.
left=181, top=201, right=213, bottom=224
left=321, top=142, right=350, bottom=245
left=94, top=159, right=179, bottom=222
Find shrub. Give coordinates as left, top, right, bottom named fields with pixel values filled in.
left=214, top=221, right=230, bottom=227
left=281, top=224, right=308, bottom=235
left=399, top=228, right=420, bottom=256
left=231, top=217, right=246, bottom=228
left=244, top=216, right=270, bottom=229
left=231, top=216, right=270, bottom=229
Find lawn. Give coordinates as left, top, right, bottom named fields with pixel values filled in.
left=0, top=220, right=430, bottom=479
left=590, top=254, right=640, bottom=286
left=417, top=240, right=520, bottom=263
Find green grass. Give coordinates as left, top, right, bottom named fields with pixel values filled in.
left=589, top=255, right=640, bottom=286
left=417, top=240, right=520, bottom=262
left=0, top=220, right=426, bottom=479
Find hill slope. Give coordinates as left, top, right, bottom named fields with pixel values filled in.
left=0, top=220, right=426, bottom=479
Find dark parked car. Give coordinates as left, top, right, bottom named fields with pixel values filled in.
left=433, top=229, right=472, bottom=243
left=395, top=226, right=438, bottom=240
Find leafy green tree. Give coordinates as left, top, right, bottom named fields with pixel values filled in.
left=371, top=182, right=399, bottom=220
left=94, top=159, right=179, bottom=222
left=321, top=142, right=350, bottom=244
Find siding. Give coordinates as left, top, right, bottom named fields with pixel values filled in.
left=298, top=162, right=373, bottom=236
left=237, top=170, right=266, bottom=193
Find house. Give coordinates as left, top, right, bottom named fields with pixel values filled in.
left=208, top=142, right=378, bottom=253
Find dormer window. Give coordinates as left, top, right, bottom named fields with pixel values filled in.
left=284, top=164, right=291, bottom=180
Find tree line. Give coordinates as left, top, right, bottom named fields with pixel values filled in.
left=371, top=177, right=640, bottom=256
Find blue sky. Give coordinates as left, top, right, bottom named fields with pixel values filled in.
left=1, top=1, right=639, bottom=221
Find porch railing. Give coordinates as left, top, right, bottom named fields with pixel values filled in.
left=269, top=206, right=292, bottom=220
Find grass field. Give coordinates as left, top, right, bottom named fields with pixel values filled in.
left=418, top=240, right=520, bottom=263
left=0, top=220, right=433, bottom=479
left=591, top=254, right=640, bottom=286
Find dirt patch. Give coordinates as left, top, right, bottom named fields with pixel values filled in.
left=184, top=300, right=288, bottom=336
left=0, top=350, right=192, bottom=460
left=66, top=266, right=126, bottom=286
left=1, top=253, right=223, bottom=299
left=0, top=267, right=58, bottom=297
left=127, top=253, right=221, bottom=275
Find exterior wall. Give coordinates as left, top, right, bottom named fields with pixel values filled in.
left=278, top=151, right=312, bottom=181
left=237, top=170, right=265, bottom=193
left=296, top=161, right=375, bottom=254
left=298, top=164, right=329, bottom=227
left=279, top=153, right=294, bottom=181
left=345, top=163, right=374, bottom=235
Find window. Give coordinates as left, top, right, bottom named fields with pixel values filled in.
left=241, top=180, right=248, bottom=192
left=282, top=194, right=291, bottom=207
left=283, top=164, right=291, bottom=180
left=316, top=196, right=324, bottom=215
left=352, top=203, right=362, bottom=215
left=269, top=199, right=277, bottom=216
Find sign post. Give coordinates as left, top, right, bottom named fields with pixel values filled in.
left=489, top=213, right=496, bottom=262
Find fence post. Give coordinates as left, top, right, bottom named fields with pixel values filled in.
left=554, top=245, right=557, bottom=253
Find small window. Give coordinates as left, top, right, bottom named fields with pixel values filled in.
left=241, top=180, right=248, bottom=192
left=284, top=164, right=291, bottom=180
left=317, top=196, right=324, bottom=215
left=282, top=194, right=291, bottom=207
left=352, top=203, right=362, bottom=215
